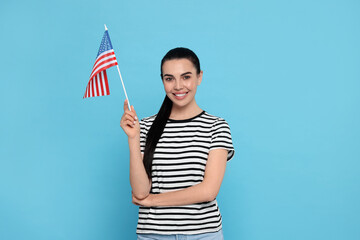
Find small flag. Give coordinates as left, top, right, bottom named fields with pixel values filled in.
left=83, top=29, right=118, bottom=98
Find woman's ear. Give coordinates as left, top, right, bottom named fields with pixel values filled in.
left=197, top=70, right=203, bottom=86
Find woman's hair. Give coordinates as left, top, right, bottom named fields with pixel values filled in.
left=142, top=47, right=201, bottom=179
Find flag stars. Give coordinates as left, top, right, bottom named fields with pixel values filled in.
left=97, top=34, right=113, bottom=57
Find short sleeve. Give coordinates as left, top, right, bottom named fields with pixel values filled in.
left=139, top=119, right=148, bottom=153
left=210, top=118, right=235, bottom=161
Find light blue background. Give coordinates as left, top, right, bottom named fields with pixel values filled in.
left=1, top=0, right=359, bottom=239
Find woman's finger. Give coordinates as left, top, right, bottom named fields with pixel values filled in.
left=124, top=112, right=136, bottom=122
left=131, top=106, right=138, bottom=121
left=123, top=99, right=129, bottom=112
left=123, top=115, right=136, bottom=124
left=124, top=119, right=135, bottom=128
left=124, top=109, right=136, bottom=120
left=120, top=117, right=134, bottom=127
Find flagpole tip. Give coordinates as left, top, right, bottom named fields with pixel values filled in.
left=104, top=24, right=108, bottom=31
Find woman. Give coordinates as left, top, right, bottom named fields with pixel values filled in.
left=120, top=47, right=235, bottom=239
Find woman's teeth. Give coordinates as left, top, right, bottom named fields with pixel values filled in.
left=175, top=93, right=187, bottom=97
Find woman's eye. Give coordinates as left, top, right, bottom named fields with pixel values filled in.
left=183, top=75, right=190, bottom=80
left=165, top=77, right=173, bottom=81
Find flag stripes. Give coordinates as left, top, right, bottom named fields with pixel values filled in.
left=83, top=71, right=111, bottom=98
left=89, top=50, right=118, bottom=80
left=84, top=50, right=117, bottom=98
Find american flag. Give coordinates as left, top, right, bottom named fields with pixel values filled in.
left=83, top=30, right=118, bottom=98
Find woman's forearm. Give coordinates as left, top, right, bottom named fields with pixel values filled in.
left=151, top=182, right=214, bottom=206
left=128, top=136, right=151, bottom=199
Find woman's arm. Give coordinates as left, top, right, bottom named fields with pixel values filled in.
left=132, top=148, right=228, bottom=206
left=128, top=137, right=151, bottom=199
left=120, top=100, right=151, bottom=199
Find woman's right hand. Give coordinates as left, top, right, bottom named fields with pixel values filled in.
left=120, top=99, right=140, bottom=139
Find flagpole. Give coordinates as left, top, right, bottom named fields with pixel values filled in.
left=104, top=24, right=131, bottom=111
left=116, top=65, right=131, bottom=111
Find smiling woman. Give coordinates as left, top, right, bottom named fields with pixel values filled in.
left=120, top=47, right=235, bottom=240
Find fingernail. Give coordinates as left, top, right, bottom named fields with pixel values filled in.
left=134, top=116, right=138, bottom=120
left=133, top=121, right=136, bottom=125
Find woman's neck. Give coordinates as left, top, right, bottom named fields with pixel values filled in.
left=169, top=102, right=203, bottom=120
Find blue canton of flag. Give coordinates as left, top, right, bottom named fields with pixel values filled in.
left=96, top=31, right=114, bottom=58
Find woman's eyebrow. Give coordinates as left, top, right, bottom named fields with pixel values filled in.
left=163, top=74, right=174, bottom=77
left=181, top=72, right=192, bottom=76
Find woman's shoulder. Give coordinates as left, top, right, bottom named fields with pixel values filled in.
left=202, top=111, right=228, bottom=123
left=140, top=114, right=157, bottom=123
left=139, top=115, right=157, bottom=133
left=201, top=112, right=233, bottom=131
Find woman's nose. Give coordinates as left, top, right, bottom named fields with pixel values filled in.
left=174, top=79, right=183, bottom=90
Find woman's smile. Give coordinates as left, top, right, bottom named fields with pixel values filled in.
left=173, top=92, right=189, bottom=100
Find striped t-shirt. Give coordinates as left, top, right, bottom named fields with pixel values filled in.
left=137, top=111, right=235, bottom=235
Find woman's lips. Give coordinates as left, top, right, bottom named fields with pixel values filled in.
left=173, top=92, right=188, bottom=100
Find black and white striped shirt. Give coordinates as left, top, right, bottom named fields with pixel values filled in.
left=137, top=111, right=235, bottom=235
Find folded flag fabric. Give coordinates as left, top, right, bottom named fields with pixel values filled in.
left=83, top=30, right=118, bottom=98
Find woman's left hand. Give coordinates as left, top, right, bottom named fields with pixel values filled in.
left=132, top=192, right=154, bottom=207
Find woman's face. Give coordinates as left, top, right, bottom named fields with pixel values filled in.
left=161, top=58, right=203, bottom=110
